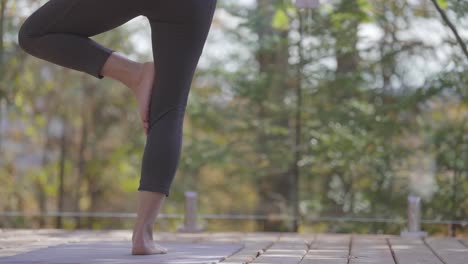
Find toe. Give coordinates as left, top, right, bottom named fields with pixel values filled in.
left=155, top=245, right=168, bottom=254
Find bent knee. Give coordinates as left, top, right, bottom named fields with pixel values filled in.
left=18, top=22, right=35, bottom=53
left=17, top=16, right=44, bottom=53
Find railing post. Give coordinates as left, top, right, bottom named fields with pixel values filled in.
left=178, top=191, right=203, bottom=232
left=401, top=195, right=427, bottom=238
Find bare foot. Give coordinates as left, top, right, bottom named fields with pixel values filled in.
left=130, top=61, right=155, bottom=135
left=132, top=222, right=168, bottom=255
left=132, top=242, right=168, bottom=255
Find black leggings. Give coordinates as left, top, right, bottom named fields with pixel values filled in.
left=18, top=0, right=217, bottom=197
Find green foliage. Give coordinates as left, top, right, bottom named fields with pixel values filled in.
left=1, top=0, right=466, bottom=235
left=272, top=8, right=289, bottom=30
left=437, top=0, right=448, bottom=9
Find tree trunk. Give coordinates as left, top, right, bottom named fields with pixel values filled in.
left=0, top=0, right=9, bottom=153
left=56, top=119, right=67, bottom=229
left=36, top=113, right=52, bottom=227
left=253, top=0, right=295, bottom=232
left=74, top=83, right=93, bottom=228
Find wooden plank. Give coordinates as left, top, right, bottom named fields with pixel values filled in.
left=0, top=230, right=78, bottom=257
left=220, top=233, right=279, bottom=264
left=1, top=230, right=465, bottom=264
left=279, top=233, right=315, bottom=246
left=389, top=237, right=443, bottom=264
left=196, top=232, right=245, bottom=243
left=220, top=241, right=274, bottom=264
left=250, top=240, right=308, bottom=264
left=349, top=235, right=395, bottom=264
left=301, top=234, right=350, bottom=264
left=0, top=241, right=244, bottom=264
left=0, top=240, right=67, bottom=258
left=457, top=239, right=468, bottom=248
left=425, top=237, right=468, bottom=264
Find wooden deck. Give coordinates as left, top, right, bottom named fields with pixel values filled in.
left=0, top=229, right=467, bottom=264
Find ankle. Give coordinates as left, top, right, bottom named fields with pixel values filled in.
left=134, top=221, right=153, bottom=237
left=101, top=52, right=142, bottom=88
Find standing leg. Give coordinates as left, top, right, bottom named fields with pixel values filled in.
left=131, top=0, right=217, bottom=255
left=139, top=0, right=217, bottom=196
left=16, top=0, right=165, bottom=255
left=131, top=191, right=168, bottom=255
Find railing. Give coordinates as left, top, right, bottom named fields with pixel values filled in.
left=1, top=193, right=466, bottom=234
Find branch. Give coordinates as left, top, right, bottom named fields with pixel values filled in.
left=430, top=0, right=468, bottom=61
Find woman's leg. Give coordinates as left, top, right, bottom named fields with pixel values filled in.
left=17, top=0, right=153, bottom=131
left=132, top=191, right=167, bottom=255
left=17, top=0, right=165, bottom=254
left=18, top=0, right=218, bottom=255
left=139, top=0, right=217, bottom=196
left=18, top=0, right=139, bottom=79
left=132, top=0, right=217, bottom=255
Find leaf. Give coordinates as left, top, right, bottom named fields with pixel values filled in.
left=272, top=8, right=289, bottom=30
left=437, top=0, right=448, bottom=9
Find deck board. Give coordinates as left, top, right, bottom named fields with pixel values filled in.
left=0, top=229, right=466, bottom=264
left=249, top=240, right=308, bottom=264
left=300, top=234, right=350, bottom=264
left=425, top=237, right=468, bottom=264
left=0, top=241, right=243, bottom=264
left=459, top=239, right=468, bottom=248
left=349, top=235, right=395, bottom=264
left=389, top=237, right=443, bottom=264
left=219, top=241, right=274, bottom=264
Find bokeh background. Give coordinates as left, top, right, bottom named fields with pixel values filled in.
left=0, top=0, right=466, bottom=236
